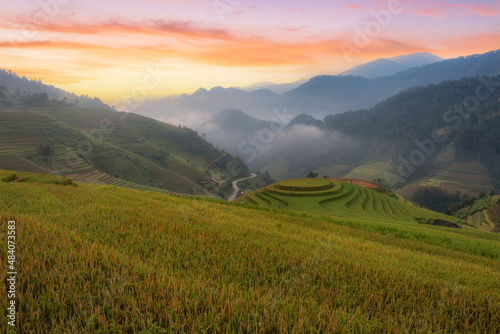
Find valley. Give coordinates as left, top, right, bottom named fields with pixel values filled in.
left=229, top=172, right=257, bottom=202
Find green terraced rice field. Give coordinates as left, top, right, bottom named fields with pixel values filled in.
left=239, top=178, right=459, bottom=225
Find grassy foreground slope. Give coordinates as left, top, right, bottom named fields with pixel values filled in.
left=1, top=172, right=499, bottom=333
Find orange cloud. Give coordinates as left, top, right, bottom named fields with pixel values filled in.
left=2, top=9, right=497, bottom=70
left=0, top=31, right=436, bottom=70
left=0, top=16, right=343, bottom=67
left=6, top=67, right=90, bottom=85
left=346, top=3, right=367, bottom=11
left=411, top=8, right=444, bottom=18
left=1, top=16, right=235, bottom=41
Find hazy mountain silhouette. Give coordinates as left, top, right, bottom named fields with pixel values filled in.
left=133, top=49, right=500, bottom=128
left=341, top=52, right=442, bottom=79
left=235, top=79, right=307, bottom=94
left=197, top=109, right=273, bottom=156
left=389, top=52, right=443, bottom=67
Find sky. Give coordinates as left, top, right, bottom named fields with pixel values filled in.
left=1, top=0, right=499, bottom=103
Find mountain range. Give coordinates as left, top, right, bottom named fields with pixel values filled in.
left=133, top=50, right=500, bottom=128
left=235, top=79, right=308, bottom=94
left=340, top=52, right=443, bottom=78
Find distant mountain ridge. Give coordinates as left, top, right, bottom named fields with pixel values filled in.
left=197, top=109, right=273, bottom=157
left=341, top=52, right=443, bottom=78
left=134, top=49, right=500, bottom=127
left=235, top=79, right=307, bottom=94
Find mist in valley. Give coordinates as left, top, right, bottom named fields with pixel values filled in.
left=248, top=124, right=363, bottom=179
left=199, top=110, right=364, bottom=180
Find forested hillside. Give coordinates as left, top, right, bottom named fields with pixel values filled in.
left=0, top=69, right=109, bottom=109
left=324, top=76, right=500, bottom=185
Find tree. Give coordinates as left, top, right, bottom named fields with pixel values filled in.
left=40, top=144, right=51, bottom=156
left=307, top=171, right=318, bottom=178
left=262, top=171, right=275, bottom=184
left=414, top=188, right=460, bottom=213
left=0, top=85, right=8, bottom=98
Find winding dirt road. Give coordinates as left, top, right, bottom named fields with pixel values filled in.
left=229, top=173, right=257, bottom=201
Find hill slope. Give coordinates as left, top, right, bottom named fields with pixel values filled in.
left=323, top=75, right=500, bottom=189
left=341, top=58, right=408, bottom=79
left=0, top=92, right=249, bottom=196
left=0, top=69, right=109, bottom=109
left=450, top=195, right=500, bottom=232
left=1, top=171, right=499, bottom=332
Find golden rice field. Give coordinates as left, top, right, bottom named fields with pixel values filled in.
left=1, top=170, right=499, bottom=333
left=344, top=161, right=393, bottom=181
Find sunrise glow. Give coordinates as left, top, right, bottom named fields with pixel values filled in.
left=1, top=0, right=499, bottom=101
